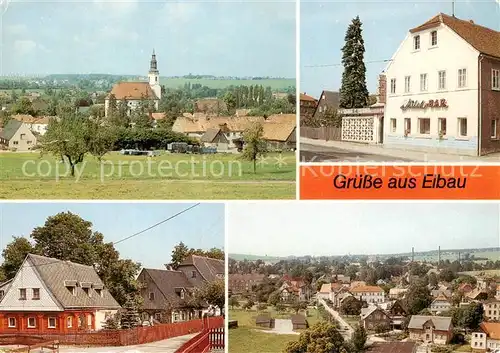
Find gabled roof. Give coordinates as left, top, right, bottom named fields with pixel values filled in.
left=201, top=128, right=226, bottom=143
left=408, top=315, right=452, bottom=331
left=351, top=285, right=384, bottom=293
left=262, top=123, right=296, bottom=142
left=290, top=314, right=307, bottom=325
left=479, top=322, right=500, bottom=340
left=410, top=13, right=500, bottom=59
left=366, top=342, right=417, bottom=353
left=141, top=268, right=193, bottom=308
left=0, top=120, right=23, bottom=141
left=433, top=293, right=451, bottom=303
left=24, top=254, right=120, bottom=309
left=361, top=306, right=390, bottom=320
left=109, top=82, right=158, bottom=100
left=179, top=255, right=224, bottom=282
left=300, top=93, right=317, bottom=102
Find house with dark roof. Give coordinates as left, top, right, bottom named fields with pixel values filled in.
left=360, top=306, right=391, bottom=331
left=104, top=50, right=162, bottom=118
left=290, top=314, right=308, bottom=330
left=0, top=120, right=37, bottom=151
left=299, top=93, right=317, bottom=120
left=200, top=128, right=229, bottom=152
left=383, top=13, right=500, bottom=156
left=313, top=90, right=340, bottom=120
left=138, top=255, right=224, bottom=324
left=407, top=315, right=453, bottom=344
left=0, top=254, right=120, bottom=333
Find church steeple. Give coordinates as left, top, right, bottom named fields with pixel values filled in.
left=150, top=49, right=158, bottom=72
left=148, top=48, right=161, bottom=100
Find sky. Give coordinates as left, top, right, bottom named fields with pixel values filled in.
left=0, top=0, right=295, bottom=77
left=301, top=0, right=500, bottom=97
left=228, top=202, right=500, bottom=257
left=0, top=202, right=224, bottom=269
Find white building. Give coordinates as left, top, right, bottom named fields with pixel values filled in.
left=105, top=50, right=161, bottom=117
left=429, top=293, right=452, bottom=314
left=350, top=285, right=386, bottom=304
left=484, top=300, right=500, bottom=321
left=472, top=322, right=500, bottom=351
left=383, top=13, right=500, bottom=156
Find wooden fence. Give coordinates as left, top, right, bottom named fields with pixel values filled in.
left=300, top=126, right=342, bottom=141
left=0, top=317, right=224, bottom=347
left=175, top=318, right=224, bottom=353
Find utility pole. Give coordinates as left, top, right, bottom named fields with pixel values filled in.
left=452, top=0, right=455, bottom=17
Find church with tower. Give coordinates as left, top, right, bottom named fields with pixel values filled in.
left=104, top=50, right=162, bottom=118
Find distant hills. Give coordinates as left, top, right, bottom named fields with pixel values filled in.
left=229, top=247, right=500, bottom=262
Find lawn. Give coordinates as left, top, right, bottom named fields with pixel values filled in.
left=229, top=326, right=297, bottom=353
left=0, top=151, right=296, bottom=199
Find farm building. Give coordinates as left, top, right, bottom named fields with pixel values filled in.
left=291, top=314, right=308, bottom=330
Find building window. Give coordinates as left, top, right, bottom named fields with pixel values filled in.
left=149, top=292, right=155, bottom=300
left=8, top=318, right=16, bottom=328
left=390, top=119, right=396, bottom=133
left=13, top=141, right=18, bottom=145
left=493, top=69, right=500, bottom=90
left=32, top=288, right=40, bottom=300
left=191, top=271, right=197, bottom=278
left=180, top=291, right=185, bottom=299
left=492, top=120, right=498, bottom=139
left=20, top=133, right=26, bottom=140
left=413, top=35, right=420, bottom=50
left=430, top=31, right=438, bottom=46
left=48, top=317, right=56, bottom=329
left=420, top=74, right=428, bottom=91
left=27, top=317, right=36, bottom=328
left=458, top=68, right=467, bottom=88
left=67, top=316, right=73, bottom=328
left=19, top=288, right=26, bottom=300
left=458, top=118, right=468, bottom=137
left=404, top=76, right=411, bottom=93
left=438, top=71, right=446, bottom=90
left=390, top=79, right=396, bottom=94
left=95, top=289, right=102, bottom=297
left=438, top=118, right=447, bottom=136
left=154, top=313, right=162, bottom=321
left=67, top=286, right=76, bottom=296
left=404, top=118, right=411, bottom=135
left=0, top=290, right=4, bottom=300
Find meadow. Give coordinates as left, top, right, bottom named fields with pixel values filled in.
left=0, top=151, right=296, bottom=199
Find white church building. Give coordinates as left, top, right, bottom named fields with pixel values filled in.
left=104, top=50, right=162, bottom=117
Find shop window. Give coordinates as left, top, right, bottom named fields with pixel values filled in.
left=418, top=118, right=430, bottom=135
left=404, top=118, right=411, bottom=136
left=390, top=119, right=396, bottom=133
left=438, top=118, right=447, bottom=136
left=458, top=118, right=468, bottom=137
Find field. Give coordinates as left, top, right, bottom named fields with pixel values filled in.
left=160, top=77, right=295, bottom=91
left=0, top=151, right=296, bottom=199
left=229, top=309, right=298, bottom=353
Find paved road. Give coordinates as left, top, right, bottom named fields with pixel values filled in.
left=317, top=298, right=354, bottom=339
left=300, top=143, right=414, bottom=163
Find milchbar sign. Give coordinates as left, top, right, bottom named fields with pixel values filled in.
left=400, top=99, right=448, bottom=111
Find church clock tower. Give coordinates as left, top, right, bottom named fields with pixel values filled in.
left=148, top=49, right=161, bottom=99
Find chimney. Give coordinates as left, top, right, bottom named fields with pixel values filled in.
left=378, top=74, right=387, bottom=104
left=469, top=20, right=474, bottom=24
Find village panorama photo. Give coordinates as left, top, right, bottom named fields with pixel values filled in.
left=0, top=0, right=297, bottom=200
left=227, top=202, right=500, bottom=353
left=0, top=202, right=225, bottom=353
left=300, top=0, right=500, bottom=163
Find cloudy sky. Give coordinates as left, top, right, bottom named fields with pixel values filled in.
left=1, top=0, right=295, bottom=77
left=0, top=202, right=225, bottom=269
left=301, top=0, right=500, bottom=97
left=228, top=202, right=500, bottom=257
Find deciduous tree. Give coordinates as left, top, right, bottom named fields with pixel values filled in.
left=241, top=122, right=267, bottom=173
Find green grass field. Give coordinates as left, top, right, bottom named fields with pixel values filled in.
left=0, top=151, right=296, bottom=199
left=229, top=309, right=298, bottom=353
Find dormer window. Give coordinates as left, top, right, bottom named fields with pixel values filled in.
left=95, top=289, right=102, bottom=297
left=83, top=288, right=91, bottom=297
left=431, top=31, right=438, bottom=46
left=180, top=290, right=185, bottom=299
left=413, top=35, right=420, bottom=50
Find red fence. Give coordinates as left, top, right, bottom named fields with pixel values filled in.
left=0, top=317, right=223, bottom=347
left=175, top=317, right=224, bottom=353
